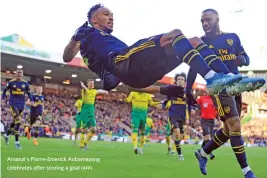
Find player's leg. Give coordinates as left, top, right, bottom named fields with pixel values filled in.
left=160, top=30, right=242, bottom=94
left=196, top=95, right=256, bottom=177
left=235, top=95, right=242, bottom=117
left=13, top=108, right=23, bottom=150
left=84, top=116, right=96, bottom=150
left=33, top=116, right=42, bottom=146
left=165, top=119, right=172, bottom=154
left=201, top=119, right=215, bottom=160
left=74, top=113, right=82, bottom=146
left=4, top=106, right=18, bottom=145
left=138, top=116, right=146, bottom=154
left=144, top=126, right=151, bottom=146
left=131, top=114, right=140, bottom=154
left=177, top=119, right=185, bottom=161
left=225, top=115, right=256, bottom=177
left=170, top=118, right=182, bottom=160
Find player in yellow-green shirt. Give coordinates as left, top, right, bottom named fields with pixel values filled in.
left=79, top=79, right=108, bottom=150
left=73, top=95, right=83, bottom=146
left=125, top=92, right=160, bottom=154
left=144, top=112, right=154, bottom=145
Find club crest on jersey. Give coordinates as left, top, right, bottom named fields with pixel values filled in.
left=224, top=106, right=230, bottom=114
left=226, top=38, right=233, bottom=46
left=22, top=84, right=25, bottom=88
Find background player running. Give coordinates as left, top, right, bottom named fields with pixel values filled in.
left=79, top=79, right=108, bottom=150
left=26, top=86, right=44, bottom=146
left=162, top=73, right=190, bottom=161
left=1, top=69, right=33, bottom=150
left=73, top=94, right=83, bottom=147
left=144, top=111, right=154, bottom=146
left=163, top=118, right=176, bottom=155
left=63, top=4, right=244, bottom=98
left=124, top=92, right=160, bottom=154
left=197, top=93, right=217, bottom=160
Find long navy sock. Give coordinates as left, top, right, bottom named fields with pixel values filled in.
left=196, top=43, right=230, bottom=74
left=174, top=140, right=182, bottom=155
left=171, top=34, right=211, bottom=77
left=229, top=131, right=248, bottom=169
left=6, top=121, right=15, bottom=136
left=203, top=128, right=229, bottom=154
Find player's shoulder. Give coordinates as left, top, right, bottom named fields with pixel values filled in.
left=9, top=79, right=16, bottom=82
left=221, top=32, right=239, bottom=38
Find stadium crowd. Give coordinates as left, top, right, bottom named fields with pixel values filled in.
left=1, top=89, right=267, bottom=145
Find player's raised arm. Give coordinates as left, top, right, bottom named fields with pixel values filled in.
left=233, top=33, right=250, bottom=66
left=63, top=22, right=89, bottom=62
left=96, top=89, right=109, bottom=95
left=125, top=92, right=134, bottom=103
left=148, top=95, right=161, bottom=107
left=63, top=40, right=81, bottom=62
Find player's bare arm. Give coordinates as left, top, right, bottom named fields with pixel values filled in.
left=96, top=89, right=109, bottom=95
left=63, top=40, right=81, bottom=62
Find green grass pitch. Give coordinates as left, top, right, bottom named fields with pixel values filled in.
left=1, top=137, right=267, bottom=178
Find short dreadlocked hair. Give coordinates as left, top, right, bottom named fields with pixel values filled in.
left=87, top=4, right=104, bottom=25
left=174, top=72, right=186, bottom=84
left=202, top=8, right=219, bottom=15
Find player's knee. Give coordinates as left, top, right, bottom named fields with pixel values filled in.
left=225, top=116, right=241, bottom=132
left=204, top=135, right=211, bottom=140
left=173, top=128, right=180, bottom=138
left=90, top=127, right=96, bottom=134
left=161, top=29, right=183, bottom=47
left=188, top=37, right=203, bottom=48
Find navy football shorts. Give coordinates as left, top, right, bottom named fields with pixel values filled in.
left=211, top=94, right=239, bottom=122
left=112, top=34, right=181, bottom=88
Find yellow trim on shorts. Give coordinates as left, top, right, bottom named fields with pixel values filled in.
left=214, top=95, right=225, bottom=117
left=115, top=41, right=156, bottom=63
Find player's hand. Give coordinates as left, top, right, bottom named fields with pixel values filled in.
left=235, top=55, right=248, bottom=67
left=72, top=21, right=91, bottom=41
left=185, top=91, right=197, bottom=107
left=160, top=85, right=184, bottom=98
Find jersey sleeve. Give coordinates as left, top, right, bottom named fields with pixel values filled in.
left=233, top=33, right=250, bottom=65
left=126, top=92, right=135, bottom=103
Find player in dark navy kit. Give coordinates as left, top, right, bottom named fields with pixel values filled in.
left=26, top=86, right=44, bottom=146
left=63, top=4, right=246, bottom=98
left=2, top=69, right=33, bottom=150
left=162, top=73, right=191, bottom=161
left=200, top=9, right=264, bottom=116
left=194, top=9, right=259, bottom=178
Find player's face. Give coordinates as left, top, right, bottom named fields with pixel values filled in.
left=87, top=81, right=94, bottom=88
left=175, top=76, right=185, bottom=87
left=36, top=87, right=43, bottom=94
left=92, top=7, right=113, bottom=33
left=16, top=70, right=23, bottom=80
left=201, top=12, right=218, bottom=34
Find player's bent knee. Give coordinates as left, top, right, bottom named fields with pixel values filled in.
left=90, top=127, right=96, bottom=133
left=188, top=37, right=203, bottom=48
left=225, top=116, right=241, bottom=132
left=160, top=29, right=183, bottom=47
